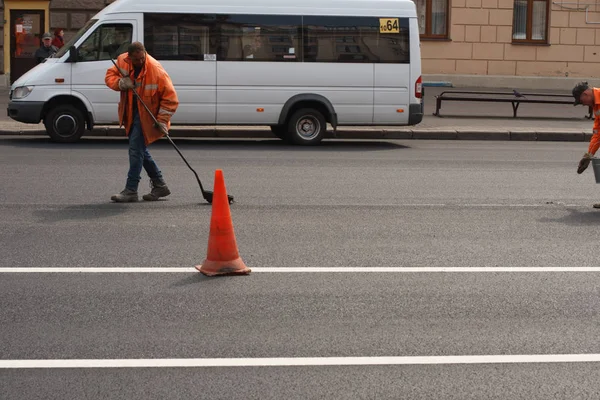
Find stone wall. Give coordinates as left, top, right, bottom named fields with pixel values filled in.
left=49, top=0, right=106, bottom=41
left=0, top=2, right=4, bottom=74
left=422, top=0, right=600, bottom=78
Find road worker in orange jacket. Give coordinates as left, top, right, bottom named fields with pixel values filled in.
left=574, top=81, right=600, bottom=207
left=105, top=42, right=179, bottom=203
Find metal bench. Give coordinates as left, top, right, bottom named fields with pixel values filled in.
left=433, top=90, right=593, bottom=119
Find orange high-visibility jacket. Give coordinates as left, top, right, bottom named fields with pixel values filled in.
left=587, top=88, right=600, bottom=155
left=105, top=52, right=179, bottom=145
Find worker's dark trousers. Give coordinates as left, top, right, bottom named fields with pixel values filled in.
left=125, top=111, right=163, bottom=191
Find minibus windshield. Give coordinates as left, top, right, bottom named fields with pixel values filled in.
left=54, top=19, right=98, bottom=58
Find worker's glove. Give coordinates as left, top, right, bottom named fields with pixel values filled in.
left=118, top=77, right=135, bottom=90
left=155, top=122, right=168, bottom=134
left=577, top=152, right=593, bottom=174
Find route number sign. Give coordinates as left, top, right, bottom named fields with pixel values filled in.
left=379, top=18, right=399, bottom=34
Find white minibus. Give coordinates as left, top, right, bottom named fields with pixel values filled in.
left=8, top=0, right=423, bottom=145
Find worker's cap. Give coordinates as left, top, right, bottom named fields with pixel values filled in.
left=572, top=81, right=590, bottom=105
left=42, top=32, right=52, bottom=40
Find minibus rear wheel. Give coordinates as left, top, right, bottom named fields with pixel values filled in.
left=287, top=108, right=326, bottom=145
left=44, top=105, right=86, bottom=143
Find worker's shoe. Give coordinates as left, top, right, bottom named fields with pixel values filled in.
left=143, top=179, right=171, bottom=201
left=594, top=203, right=600, bottom=209
left=111, top=188, right=138, bottom=203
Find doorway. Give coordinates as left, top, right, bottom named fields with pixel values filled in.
left=10, top=9, right=45, bottom=84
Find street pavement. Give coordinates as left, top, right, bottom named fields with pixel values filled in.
left=3, top=137, right=600, bottom=399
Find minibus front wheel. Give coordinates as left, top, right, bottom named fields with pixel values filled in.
left=44, top=105, right=86, bottom=143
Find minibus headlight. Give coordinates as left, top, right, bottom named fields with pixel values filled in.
left=12, top=86, right=34, bottom=99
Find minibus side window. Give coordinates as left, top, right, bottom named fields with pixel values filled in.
left=216, top=15, right=302, bottom=62
left=77, top=24, right=133, bottom=62
left=142, top=13, right=409, bottom=64
left=54, top=19, right=98, bottom=58
left=144, top=13, right=218, bottom=61
left=303, top=16, right=410, bottom=64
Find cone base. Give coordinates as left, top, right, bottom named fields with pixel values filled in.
left=195, top=257, right=251, bottom=276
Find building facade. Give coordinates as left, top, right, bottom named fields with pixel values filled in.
left=1, top=0, right=110, bottom=86
left=0, top=0, right=598, bottom=88
left=417, top=0, right=600, bottom=88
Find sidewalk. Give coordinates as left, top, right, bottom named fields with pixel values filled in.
left=0, top=86, right=593, bottom=141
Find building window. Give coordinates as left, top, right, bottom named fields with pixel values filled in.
left=413, top=0, right=448, bottom=38
left=512, top=0, right=549, bottom=43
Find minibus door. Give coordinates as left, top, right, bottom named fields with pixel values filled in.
left=71, top=20, right=136, bottom=125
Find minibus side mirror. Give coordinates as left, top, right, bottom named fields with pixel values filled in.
left=67, top=46, right=78, bottom=63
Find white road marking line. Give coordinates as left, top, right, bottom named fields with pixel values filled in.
left=396, top=204, right=447, bottom=206
left=2, top=267, right=600, bottom=273
left=3, top=354, right=600, bottom=369
left=463, top=204, right=504, bottom=207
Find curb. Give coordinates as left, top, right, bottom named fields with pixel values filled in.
left=0, top=127, right=590, bottom=142
left=535, top=131, right=586, bottom=141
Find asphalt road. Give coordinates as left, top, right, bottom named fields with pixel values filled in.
left=2, top=136, right=600, bottom=399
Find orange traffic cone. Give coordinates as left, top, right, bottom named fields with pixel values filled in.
left=195, top=169, right=251, bottom=276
